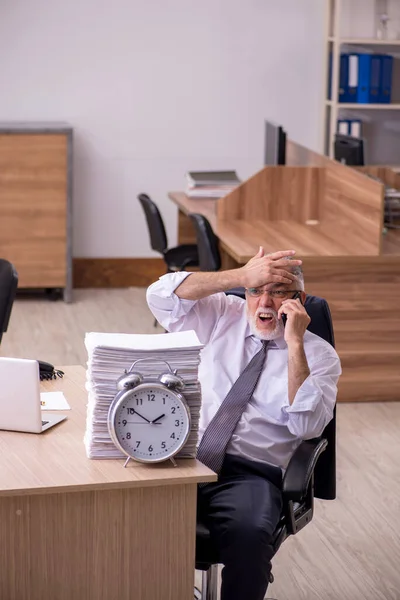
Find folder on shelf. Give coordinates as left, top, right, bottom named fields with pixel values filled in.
left=339, top=54, right=349, bottom=102
left=336, top=119, right=362, bottom=138
left=357, top=54, right=380, bottom=104
left=370, top=54, right=382, bottom=103
left=379, top=55, right=393, bottom=104
left=349, top=119, right=362, bottom=138
left=357, top=54, right=371, bottom=104
left=347, top=54, right=359, bottom=102
left=337, top=119, right=350, bottom=135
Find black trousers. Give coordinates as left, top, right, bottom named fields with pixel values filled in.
left=197, top=454, right=283, bottom=600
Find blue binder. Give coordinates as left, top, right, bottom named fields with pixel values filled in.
left=357, top=54, right=371, bottom=103
left=337, top=119, right=350, bottom=135
left=349, top=119, right=362, bottom=138
left=339, top=54, right=349, bottom=102
left=379, top=55, right=393, bottom=103
left=347, top=54, right=359, bottom=102
left=370, top=54, right=382, bottom=103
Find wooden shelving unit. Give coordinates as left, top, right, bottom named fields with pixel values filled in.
left=0, top=122, right=73, bottom=302
left=326, top=100, right=400, bottom=109
left=323, top=0, right=400, bottom=163
left=328, top=36, right=400, bottom=45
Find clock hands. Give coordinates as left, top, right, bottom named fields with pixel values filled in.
left=151, top=414, right=166, bottom=424
left=125, top=422, right=160, bottom=425
left=124, top=410, right=164, bottom=425
left=132, top=409, right=151, bottom=424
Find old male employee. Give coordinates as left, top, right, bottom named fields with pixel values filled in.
left=147, top=248, right=341, bottom=600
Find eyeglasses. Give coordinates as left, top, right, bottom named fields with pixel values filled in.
left=245, top=288, right=302, bottom=299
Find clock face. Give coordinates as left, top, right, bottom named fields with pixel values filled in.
left=108, top=383, right=191, bottom=463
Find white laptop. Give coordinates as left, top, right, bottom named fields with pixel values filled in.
left=0, top=357, right=67, bottom=433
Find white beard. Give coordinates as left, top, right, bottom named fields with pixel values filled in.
left=246, top=306, right=284, bottom=341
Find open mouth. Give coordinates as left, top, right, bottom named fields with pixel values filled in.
left=258, top=313, right=274, bottom=324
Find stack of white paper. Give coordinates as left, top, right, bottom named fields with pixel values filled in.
left=185, top=170, right=241, bottom=198
left=84, top=330, right=204, bottom=460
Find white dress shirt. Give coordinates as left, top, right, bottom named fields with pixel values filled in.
left=146, top=272, right=341, bottom=470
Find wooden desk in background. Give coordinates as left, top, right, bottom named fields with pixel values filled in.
left=168, top=148, right=400, bottom=403
left=169, top=158, right=389, bottom=268
left=169, top=191, right=384, bottom=267
left=0, top=366, right=215, bottom=600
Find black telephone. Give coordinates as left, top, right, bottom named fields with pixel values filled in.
left=281, top=291, right=303, bottom=326
left=38, top=361, right=64, bottom=381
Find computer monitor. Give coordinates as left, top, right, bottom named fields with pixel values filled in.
left=264, top=120, right=287, bottom=166
left=334, top=134, right=365, bottom=166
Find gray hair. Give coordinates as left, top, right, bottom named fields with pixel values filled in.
left=265, top=253, right=304, bottom=290
left=286, top=256, right=304, bottom=290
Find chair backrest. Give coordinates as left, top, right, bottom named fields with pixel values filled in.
left=0, top=259, right=18, bottom=344
left=304, top=294, right=336, bottom=500
left=225, top=289, right=337, bottom=500
left=137, top=194, right=168, bottom=255
left=188, top=213, right=221, bottom=271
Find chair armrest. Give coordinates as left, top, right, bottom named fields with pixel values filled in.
left=282, top=438, right=328, bottom=502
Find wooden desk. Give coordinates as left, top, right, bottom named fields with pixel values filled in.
left=168, top=189, right=400, bottom=403
left=169, top=191, right=381, bottom=268
left=0, top=366, right=215, bottom=600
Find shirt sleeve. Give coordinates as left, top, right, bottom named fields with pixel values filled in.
left=146, top=272, right=229, bottom=345
left=280, top=352, right=341, bottom=440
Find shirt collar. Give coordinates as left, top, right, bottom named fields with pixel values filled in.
left=270, top=336, right=287, bottom=349
left=245, top=325, right=287, bottom=349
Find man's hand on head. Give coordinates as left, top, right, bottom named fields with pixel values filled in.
left=239, top=248, right=302, bottom=289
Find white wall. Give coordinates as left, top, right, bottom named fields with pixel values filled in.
left=0, top=0, right=325, bottom=258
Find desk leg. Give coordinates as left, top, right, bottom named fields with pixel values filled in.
left=0, top=484, right=197, bottom=600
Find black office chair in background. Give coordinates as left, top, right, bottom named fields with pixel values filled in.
left=188, top=213, right=245, bottom=298
left=0, top=259, right=19, bottom=344
left=138, top=194, right=200, bottom=326
left=138, top=194, right=199, bottom=272
left=196, top=294, right=337, bottom=599
left=188, top=213, right=221, bottom=271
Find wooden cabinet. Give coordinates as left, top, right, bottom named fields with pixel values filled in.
left=0, top=123, right=73, bottom=301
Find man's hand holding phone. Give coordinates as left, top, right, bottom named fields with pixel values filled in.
left=279, top=293, right=310, bottom=344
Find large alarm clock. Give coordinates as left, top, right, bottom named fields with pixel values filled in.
left=107, top=359, right=191, bottom=466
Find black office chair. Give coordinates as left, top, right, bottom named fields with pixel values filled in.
left=138, top=194, right=199, bottom=272
left=188, top=213, right=245, bottom=298
left=196, top=294, right=337, bottom=600
left=0, top=259, right=19, bottom=344
left=188, top=213, right=221, bottom=271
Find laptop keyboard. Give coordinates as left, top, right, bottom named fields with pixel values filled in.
left=41, top=420, right=49, bottom=426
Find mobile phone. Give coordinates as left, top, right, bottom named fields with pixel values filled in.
left=281, top=292, right=302, bottom=326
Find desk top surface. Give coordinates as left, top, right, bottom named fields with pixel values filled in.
left=169, top=192, right=378, bottom=262
left=169, top=191, right=218, bottom=225
left=0, top=121, right=72, bottom=133
left=0, top=366, right=216, bottom=497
